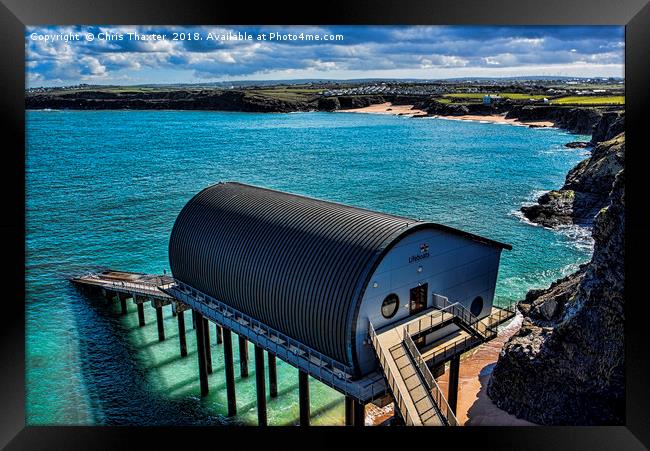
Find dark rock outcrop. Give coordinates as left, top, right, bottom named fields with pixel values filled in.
left=564, top=141, right=590, bottom=148
left=505, top=105, right=607, bottom=134
left=520, top=190, right=603, bottom=228
left=590, top=111, right=625, bottom=144
left=521, top=133, right=625, bottom=227
left=317, top=96, right=340, bottom=111
left=335, top=95, right=385, bottom=109
left=554, top=107, right=603, bottom=134
left=488, top=167, right=625, bottom=425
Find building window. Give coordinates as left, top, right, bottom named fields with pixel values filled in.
left=381, top=293, right=399, bottom=319
left=470, top=296, right=484, bottom=317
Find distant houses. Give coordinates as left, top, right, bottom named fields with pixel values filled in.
left=482, top=94, right=501, bottom=105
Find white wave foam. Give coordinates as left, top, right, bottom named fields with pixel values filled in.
left=555, top=223, right=595, bottom=252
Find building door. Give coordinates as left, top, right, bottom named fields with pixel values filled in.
left=409, top=284, right=428, bottom=346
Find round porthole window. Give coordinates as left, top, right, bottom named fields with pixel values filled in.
left=381, top=293, right=399, bottom=319
left=470, top=296, right=484, bottom=317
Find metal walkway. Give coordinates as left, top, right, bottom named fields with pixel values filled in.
left=70, top=270, right=175, bottom=301
left=369, top=299, right=516, bottom=426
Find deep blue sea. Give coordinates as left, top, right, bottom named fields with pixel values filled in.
left=26, top=110, right=592, bottom=425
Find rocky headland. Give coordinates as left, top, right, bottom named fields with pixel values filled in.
left=521, top=131, right=625, bottom=228
left=486, top=98, right=625, bottom=424
left=487, top=159, right=624, bottom=424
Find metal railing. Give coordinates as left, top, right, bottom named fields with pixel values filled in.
left=167, top=280, right=387, bottom=402
left=404, top=309, right=456, bottom=337
left=73, top=271, right=174, bottom=299
left=403, top=330, right=458, bottom=426
left=484, top=303, right=517, bottom=331
left=432, top=296, right=495, bottom=340
left=369, top=323, right=416, bottom=426
left=426, top=334, right=482, bottom=368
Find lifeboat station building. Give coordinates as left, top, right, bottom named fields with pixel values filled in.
left=73, top=181, right=515, bottom=426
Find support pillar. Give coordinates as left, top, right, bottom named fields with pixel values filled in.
left=353, top=401, right=365, bottom=427
left=119, top=295, right=128, bottom=315
left=203, top=317, right=212, bottom=374
left=299, top=370, right=310, bottom=426
left=223, top=328, right=237, bottom=416
left=238, top=335, right=249, bottom=378
left=255, top=345, right=267, bottom=426
left=137, top=302, right=145, bottom=327
left=345, top=396, right=355, bottom=426
left=268, top=353, right=277, bottom=398
left=177, top=310, right=187, bottom=357
left=171, top=303, right=177, bottom=317
left=104, top=290, right=114, bottom=303
left=216, top=325, right=223, bottom=344
left=155, top=305, right=165, bottom=341
left=448, top=355, right=460, bottom=415
left=194, top=311, right=209, bottom=397
left=191, top=310, right=195, bottom=330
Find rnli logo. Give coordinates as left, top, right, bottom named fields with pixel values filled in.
left=409, top=243, right=430, bottom=263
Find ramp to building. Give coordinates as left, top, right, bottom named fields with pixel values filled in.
left=370, top=317, right=457, bottom=426
left=369, top=300, right=515, bottom=426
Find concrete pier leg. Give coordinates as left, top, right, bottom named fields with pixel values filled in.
left=255, top=345, right=267, bottom=426
left=353, top=401, right=365, bottom=427
left=268, top=353, right=277, bottom=398
left=223, top=328, right=237, bottom=416
left=119, top=295, right=128, bottom=315
left=238, top=335, right=249, bottom=378
left=345, top=396, right=355, bottom=426
left=155, top=306, right=165, bottom=341
left=137, top=303, right=145, bottom=327
left=194, top=311, right=209, bottom=397
left=105, top=290, right=114, bottom=303
left=448, top=355, right=460, bottom=415
left=216, top=325, right=223, bottom=344
left=202, top=317, right=213, bottom=374
left=299, top=370, right=310, bottom=426
left=171, top=303, right=177, bottom=317
left=177, top=310, right=187, bottom=357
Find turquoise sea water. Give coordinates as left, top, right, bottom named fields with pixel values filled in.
left=26, top=110, right=592, bottom=425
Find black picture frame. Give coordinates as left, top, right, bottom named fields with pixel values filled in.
left=2, top=0, right=648, bottom=448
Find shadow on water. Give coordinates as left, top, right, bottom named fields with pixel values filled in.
left=277, top=397, right=343, bottom=426
left=71, top=286, right=230, bottom=425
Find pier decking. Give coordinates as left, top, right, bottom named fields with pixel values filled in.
left=70, top=270, right=174, bottom=301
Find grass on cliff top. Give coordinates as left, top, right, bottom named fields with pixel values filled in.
left=443, top=92, right=548, bottom=101
left=550, top=96, right=625, bottom=105
left=246, top=87, right=322, bottom=102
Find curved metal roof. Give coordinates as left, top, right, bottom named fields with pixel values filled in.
left=168, top=182, right=510, bottom=370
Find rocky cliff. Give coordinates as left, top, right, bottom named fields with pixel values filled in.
left=26, top=89, right=322, bottom=112
left=521, top=132, right=625, bottom=227
left=487, top=138, right=625, bottom=425
left=26, top=89, right=392, bottom=113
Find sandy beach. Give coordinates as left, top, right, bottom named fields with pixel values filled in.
left=432, top=114, right=555, bottom=128
left=436, top=311, right=535, bottom=426
left=339, top=102, right=555, bottom=128
left=368, top=311, right=535, bottom=426
left=336, top=102, right=428, bottom=117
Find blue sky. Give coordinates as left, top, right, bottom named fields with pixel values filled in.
left=25, top=25, right=625, bottom=87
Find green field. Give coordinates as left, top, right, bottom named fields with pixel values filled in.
left=443, top=92, right=548, bottom=101
left=550, top=96, right=624, bottom=105
left=246, top=86, right=322, bottom=101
